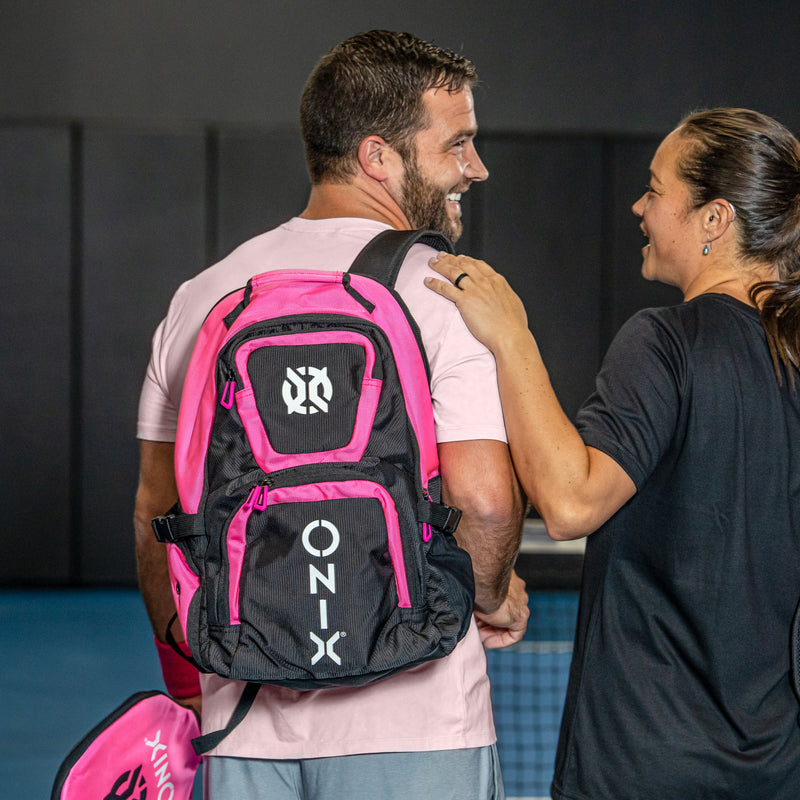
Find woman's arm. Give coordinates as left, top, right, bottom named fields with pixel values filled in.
left=425, top=253, right=635, bottom=539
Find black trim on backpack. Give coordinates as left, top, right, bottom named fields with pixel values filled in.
left=341, top=272, right=376, bottom=313
left=223, top=280, right=254, bottom=329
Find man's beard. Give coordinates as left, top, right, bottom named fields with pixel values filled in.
left=399, top=154, right=463, bottom=243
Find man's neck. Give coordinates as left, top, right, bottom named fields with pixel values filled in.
left=300, top=180, right=411, bottom=230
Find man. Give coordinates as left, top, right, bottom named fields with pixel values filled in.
left=135, top=30, right=527, bottom=799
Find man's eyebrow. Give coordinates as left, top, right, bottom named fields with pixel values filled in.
left=446, top=128, right=477, bottom=146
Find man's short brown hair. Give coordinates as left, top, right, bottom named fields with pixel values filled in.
left=300, top=30, right=477, bottom=184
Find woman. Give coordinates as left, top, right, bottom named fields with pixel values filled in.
left=425, top=108, right=800, bottom=799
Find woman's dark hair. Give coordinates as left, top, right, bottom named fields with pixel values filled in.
left=300, top=30, right=477, bottom=183
left=675, top=108, right=800, bottom=384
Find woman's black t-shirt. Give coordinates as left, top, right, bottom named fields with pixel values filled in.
left=552, top=294, right=800, bottom=800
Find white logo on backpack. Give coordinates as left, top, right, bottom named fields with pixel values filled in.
left=302, top=519, right=343, bottom=665
left=282, top=366, right=333, bottom=414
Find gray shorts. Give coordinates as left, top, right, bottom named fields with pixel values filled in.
left=204, top=744, right=505, bottom=800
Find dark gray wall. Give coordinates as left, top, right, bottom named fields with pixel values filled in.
left=1, top=2, right=796, bottom=585
left=3, top=2, right=800, bottom=134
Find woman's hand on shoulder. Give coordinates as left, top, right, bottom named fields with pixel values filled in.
left=425, top=253, right=529, bottom=353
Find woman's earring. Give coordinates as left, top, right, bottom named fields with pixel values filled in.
left=702, top=236, right=711, bottom=256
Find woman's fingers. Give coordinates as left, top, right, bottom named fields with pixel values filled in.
left=423, top=275, right=459, bottom=301
left=427, top=251, right=463, bottom=282
left=425, top=250, right=529, bottom=351
left=425, top=252, right=490, bottom=301
left=428, top=252, right=489, bottom=283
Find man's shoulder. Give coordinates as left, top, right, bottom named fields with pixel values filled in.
left=171, top=220, right=463, bottom=346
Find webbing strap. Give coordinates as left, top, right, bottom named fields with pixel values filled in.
left=191, top=682, right=261, bottom=755
left=349, top=229, right=454, bottom=288
left=164, top=613, right=202, bottom=670
left=152, top=505, right=198, bottom=543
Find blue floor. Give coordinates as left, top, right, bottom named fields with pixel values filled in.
left=487, top=592, right=578, bottom=798
left=1, top=589, right=577, bottom=800
left=1, top=590, right=175, bottom=800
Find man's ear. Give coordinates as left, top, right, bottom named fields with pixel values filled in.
left=358, top=136, right=397, bottom=181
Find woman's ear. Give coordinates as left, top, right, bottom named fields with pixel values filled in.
left=704, top=199, right=737, bottom=241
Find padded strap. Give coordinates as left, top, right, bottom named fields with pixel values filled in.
left=349, top=229, right=455, bottom=288
left=191, top=682, right=261, bottom=755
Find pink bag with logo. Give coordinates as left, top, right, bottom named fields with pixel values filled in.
left=51, top=690, right=201, bottom=800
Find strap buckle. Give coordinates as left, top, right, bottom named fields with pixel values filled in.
left=439, top=505, right=463, bottom=534
left=418, top=500, right=462, bottom=534
left=152, top=514, right=179, bottom=543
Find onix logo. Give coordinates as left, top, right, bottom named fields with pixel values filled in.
left=282, top=366, right=333, bottom=415
left=302, top=519, right=343, bottom=665
left=104, top=764, right=146, bottom=800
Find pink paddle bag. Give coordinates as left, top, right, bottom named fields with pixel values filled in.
left=51, top=690, right=201, bottom=800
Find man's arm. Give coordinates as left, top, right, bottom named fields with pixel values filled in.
left=438, top=439, right=529, bottom=644
left=134, top=440, right=180, bottom=638
left=134, top=440, right=202, bottom=711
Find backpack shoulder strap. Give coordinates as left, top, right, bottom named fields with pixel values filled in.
left=349, top=229, right=455, bottom=288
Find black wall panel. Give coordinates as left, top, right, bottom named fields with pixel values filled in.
left=80, top=128, right=206, bottom=584
left=605, top=137, right=682, bottom=345
left=4, top=3, right=800, bottom=136
left=479, top=137, right=605, bottom=419
left=0, top=127, right=72, bottom=582
left=216, top=128, right=310, bottom=261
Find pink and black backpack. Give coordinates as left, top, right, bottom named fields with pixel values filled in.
left=153, top=229, right=474, bottom=744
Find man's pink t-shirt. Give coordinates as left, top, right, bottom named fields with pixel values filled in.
left=138, top=217, right=508, bottom=758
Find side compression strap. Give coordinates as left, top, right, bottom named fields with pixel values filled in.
left=152, top=504, right=198, bottom=543
left=417, top=500, right=462, bottom=534
left=177, top=229, right=461, bottom=757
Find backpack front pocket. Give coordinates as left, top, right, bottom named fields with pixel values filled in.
left=225, top=330, right=383, bottom=472
left=212, top=472, right=422, bottom=683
